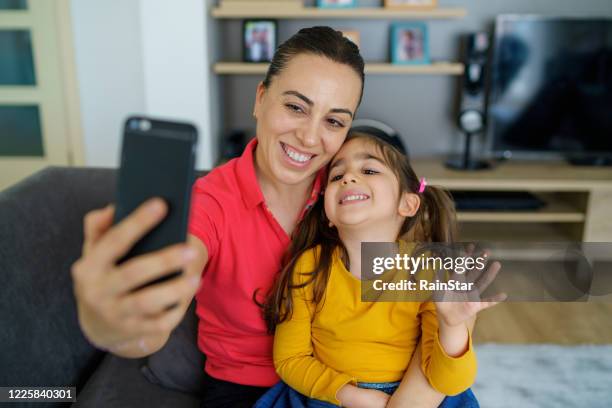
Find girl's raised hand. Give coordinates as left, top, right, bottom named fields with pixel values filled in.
left=433, top=245, right=507, bottom=327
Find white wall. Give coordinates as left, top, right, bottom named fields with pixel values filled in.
left=217, top=0, right=612, bottom=158
left=71, top=0, right=213, bottom=169
left=139, top=0, right=213, bottom=169
left=70, top=0, right=146, bottom=168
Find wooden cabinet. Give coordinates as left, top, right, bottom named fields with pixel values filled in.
left=411, top=158, right=612, bottom=242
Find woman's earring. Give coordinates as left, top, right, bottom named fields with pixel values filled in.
left=328, top=221, right=334, bottom=228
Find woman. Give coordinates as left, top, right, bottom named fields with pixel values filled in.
left=71, top=27, right=448, bottom=408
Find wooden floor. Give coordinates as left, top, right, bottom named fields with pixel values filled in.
left=473, top=302, right=612, bottom=344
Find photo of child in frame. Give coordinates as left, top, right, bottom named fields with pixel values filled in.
left=243, top=20, right=277, bottom=63
left=391, top=23, right=430, bottom=64
left=317, top=0, right=356, bottom=8
left=384, top=0, right=438, bottom=8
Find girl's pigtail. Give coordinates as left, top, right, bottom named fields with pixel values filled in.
left=418, top=186, right=458, bottom=244
left=259, top=198, right=341, bottom=334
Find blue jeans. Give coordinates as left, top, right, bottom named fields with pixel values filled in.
left=306, top=382, right=401, bottom=408
left=255, top=380, right=480, bottom=408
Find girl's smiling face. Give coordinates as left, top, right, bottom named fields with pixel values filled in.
left=324, top=137, right=418, bottom=233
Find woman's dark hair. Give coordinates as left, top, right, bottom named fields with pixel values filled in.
left=261, top=132, right=457, bottom=333
left=262, top=26, right=365, bottom=106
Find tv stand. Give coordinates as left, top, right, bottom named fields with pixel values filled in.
left=567, top=156, right=612, bottom=167
left=424, top=157, right=612, bottom=346
left=411, top=158, right=612, bottom=242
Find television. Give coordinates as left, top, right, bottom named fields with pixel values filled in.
left=487, top=15, right=612, bottom=164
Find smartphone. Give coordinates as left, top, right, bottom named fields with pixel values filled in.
left=114, top=116, right=198, bottom=289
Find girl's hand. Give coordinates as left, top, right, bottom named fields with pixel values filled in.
left=429, top=245, right=507, bottom=358
left=355, top=389, right=390, bottom=408
left=434, top=246, right=507, bottom=327
left=337, top=384, right=390, bottom=408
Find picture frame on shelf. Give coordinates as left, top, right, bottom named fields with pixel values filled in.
left=242, top=20, right=277, bottom=63
left=316, top=0, right=356, bottom=9
left=384, top=0, right=438, bottom=9
left=390, top=22, right=430, bottom=65
left=341, top=30, right=360, bottom=47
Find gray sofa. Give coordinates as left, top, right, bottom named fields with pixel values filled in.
left=0, top=167, right=205, bottom=407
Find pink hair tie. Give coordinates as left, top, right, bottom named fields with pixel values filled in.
left=418, top=177, right=427, bottom=193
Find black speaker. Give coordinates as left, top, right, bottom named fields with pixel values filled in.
left=447, top=32, right=492, bottom=170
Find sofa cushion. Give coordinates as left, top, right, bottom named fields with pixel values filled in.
left=73, top=354, right=200, bottom=408
left=0, top=167, right=116, bottom=392
left=141, top=300, right=206, bottom=395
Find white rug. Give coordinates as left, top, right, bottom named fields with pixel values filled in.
left=473, top=344, right=612, bottom=408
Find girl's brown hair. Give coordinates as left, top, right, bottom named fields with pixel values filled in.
left=261, top=132, right=457, bottom=333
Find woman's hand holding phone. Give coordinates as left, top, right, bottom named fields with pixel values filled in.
left=71, top=198, right=206, bottom=357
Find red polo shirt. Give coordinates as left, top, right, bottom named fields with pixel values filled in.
left=188, top=138, right=323, bottom=386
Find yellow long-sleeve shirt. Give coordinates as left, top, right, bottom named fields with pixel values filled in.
left=273, top=246, right=477, bottom=405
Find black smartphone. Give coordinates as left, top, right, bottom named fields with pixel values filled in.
left=114, top=116, right=198, bottom=289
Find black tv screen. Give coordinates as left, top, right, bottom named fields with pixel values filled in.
left=488, top=16, right=612, bottom=159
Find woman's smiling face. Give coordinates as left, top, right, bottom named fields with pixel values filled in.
left=253, top=53, right=363, bottom=186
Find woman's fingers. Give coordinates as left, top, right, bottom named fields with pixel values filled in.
left=92, top=198, right=168, bottom=265
left=71, top=202, right=208, bottom=352
left=116, top=271, right=200, bottom=318
left=82, top=205, right=115, bottom=255
left=109, top=243, right=197, bottom=296
left=133, top=305, right=197, bottom=335
left=72, top=207, right=207, bottom=349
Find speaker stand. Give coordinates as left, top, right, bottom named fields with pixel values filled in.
left=445, top=131, right=491, bottom=170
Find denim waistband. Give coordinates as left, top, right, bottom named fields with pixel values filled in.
left=357, top=381, right=401, bottom=390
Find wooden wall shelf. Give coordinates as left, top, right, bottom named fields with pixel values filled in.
left=366, top=63, right=464, bottom=75
left=213, top=62, right=464, bottom=75
left=211, top=7, right=467, bottom=19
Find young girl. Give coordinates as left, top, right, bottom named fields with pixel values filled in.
left=256, top=132, right=502, bottom=408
